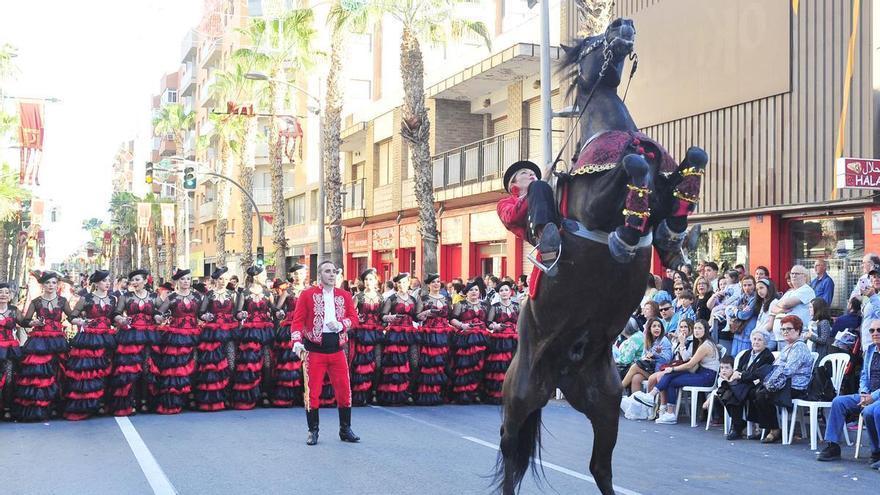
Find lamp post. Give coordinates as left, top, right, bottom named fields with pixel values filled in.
left=245, top=72, right=325, bottom=263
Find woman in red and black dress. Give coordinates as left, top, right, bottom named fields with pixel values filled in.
left=414, top=273, right=453, bottom=406
left=349, top=268, right=383, bottom=406
left=377, top=273, right=421, bottom=405
left=232, top=265, right=274, bottom=410
left=194, top=267, right=236, bottom=412
left=270, top=264, right=307, bottom=407
left=483, top=280, right=519, bottom=404
left=109, top=269, right=158, bottom=416
left=13, top=271, right=72, bottom=422
left=62, top=270, right=117, bottom=420
left=153, top=269, right=202, bottom=414
left=449, top=278, right=490, bottom=404
left=0, top=283, right=22, bottom=418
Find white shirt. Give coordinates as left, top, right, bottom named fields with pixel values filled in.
left=851, top=273, right=871, bottom=300
left=322, top=287, right=338, bottom=333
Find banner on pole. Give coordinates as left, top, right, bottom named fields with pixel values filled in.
left=18, top=101, right=45, bottom=186
left=136, top=203, right=151, bottom=242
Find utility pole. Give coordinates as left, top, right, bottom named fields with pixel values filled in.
left=539, top=0, right=553, bottom=175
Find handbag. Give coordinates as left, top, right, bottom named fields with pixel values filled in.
left=660, top=359, right=687, bottom=371
left=635, top=359, right=656, bottom=374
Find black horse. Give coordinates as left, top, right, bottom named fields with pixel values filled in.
left=495, top=18, right=708, bottom=495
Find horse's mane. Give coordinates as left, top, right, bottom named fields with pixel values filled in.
left=558, top=35, right=599, bottom=100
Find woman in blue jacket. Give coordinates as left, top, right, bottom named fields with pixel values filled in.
left=730, top=276, right=758, bottom=356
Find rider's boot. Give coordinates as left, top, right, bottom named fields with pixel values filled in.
left=534, top=223, right=561, bottom=277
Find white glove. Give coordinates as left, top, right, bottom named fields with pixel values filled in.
left=293, top=342, right=305, bottom=359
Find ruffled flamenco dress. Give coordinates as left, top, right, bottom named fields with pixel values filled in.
left=270, top=292, right=303, bottom=407
left=63, top=295, right=117, bottom=420
left=232, top=297, right=274, bottom=410
left=150, top=294, right=201, bottom=414
left=349, top=294, right=383, bottom=406
left=194, top=296, right=236, bottom=411
left=376, top=295, right=418, bottom=405
left=450, top=302, right=489, bottom=404
left=482, top=302, right=519, bottom=404
left=413, top=297, right=453, bottom=406
left=13, top=298, right=70, bottom=422
left=0, top=308, right=22, bottom=417
left=107, top=294, right=159, bottom=416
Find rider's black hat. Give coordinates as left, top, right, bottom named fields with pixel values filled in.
left=503, top=160, right=542, bottom=193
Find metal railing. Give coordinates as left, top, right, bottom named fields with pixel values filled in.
left=431, top=128, right=561, bottom=190
left=343, top=178, right=365, bottom=212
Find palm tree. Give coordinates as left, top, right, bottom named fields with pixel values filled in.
left=108, top=192, right=138, bottom=276
left=236, top=9, right=317, bottom=275
left=323, top=5, right=345, bottom=267
left=330, top=1, right=490, bottom=275
left=152, top=103, right=195, bottom=274
left=0, top=164, right=29, bottom=281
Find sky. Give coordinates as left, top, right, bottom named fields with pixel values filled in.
left=0, top=0, right=202, bottom=265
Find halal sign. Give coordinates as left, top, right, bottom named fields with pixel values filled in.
left=836, top=157, right=880, bottom=190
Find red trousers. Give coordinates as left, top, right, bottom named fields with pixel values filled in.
left=303, top=349, right=351, bottom=411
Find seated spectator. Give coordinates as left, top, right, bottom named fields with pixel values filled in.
left=674, top=288, right=696, bottom=324
left=653, top=292, right=677, bottom=333
left=635, top=300, right=659, bottom=330
left=754, top=265, right=770, bottom=280
left=769, top=265, right=816, bottom=351
left=718, top=330, right=776, bottom=440
left=752, top=315, right=814, bottom=443
left=703, top=355, right=736, bottom=422
left=729, top=276, right=759, bottom=356
left=644, top=319, right=694, bottom=399
left=693, top=276, right=714, bottom=321
left=621, top=318, right=672, bottom=395
left=631, top=318, right=720, bottom=425
left=615, top=317, right=645, bottom=378
left=709, top=270, right=742, bottom=354
left=861, top=264, right=880, bottom=353
left=817, top=319, right=880, bottom=466
left=804, top=297, right=834, bottom=360
left=755, top=278, right=781, bottom=350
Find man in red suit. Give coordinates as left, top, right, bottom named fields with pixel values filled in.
left=497, top=160, right=561, bottom=275
left=291, top=260, right=361, bottom=445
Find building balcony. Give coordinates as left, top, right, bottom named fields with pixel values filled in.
left=184, top=132, right=195, bottom=158
left=431, top=128, right=561, bottom=200
left=200, top=37, right=220, bottom=68
left=341, top=179, right=365, bottom=221
left=158, top=136, right=176, bottom=157
left=180, top=63, right=196, bottom=97
left=181, top=30, right=198, bottom=62
left=199, top=200, right=217, bottom=223
left=200, top=73, right=217, bottom=108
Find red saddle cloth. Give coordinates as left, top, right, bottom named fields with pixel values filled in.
left=572, top=130, right=677, bottom=176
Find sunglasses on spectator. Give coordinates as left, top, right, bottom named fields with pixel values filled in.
left=674, top=287, right=684, bottom=291
left=870, top=327, right=880, bottom=334
left=659, top=306, right=673, bottom=312
left=781, top=326, right=797, bottom=332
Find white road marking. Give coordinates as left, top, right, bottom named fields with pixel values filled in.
left=370, top=405, right=643, bottom=495
left=115, top=417, right=178, bottom=495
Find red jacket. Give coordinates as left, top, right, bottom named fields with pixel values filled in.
left=289, top=286, right=357, bottom=347
left=497, top=193, right=528, bottom=240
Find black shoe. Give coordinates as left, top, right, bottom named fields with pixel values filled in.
left=726, top=429, right=743, bottom=441
left=817, top=442, right=841, bottom=461
left=338, top=407, right=360, bottom=443
left=306, top=409, right=319, bottom=446
left=870, top=450, right=880, bottom=463
left=536, top=223, right=561, bottom=276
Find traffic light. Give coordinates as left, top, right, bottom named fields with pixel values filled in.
left=183, top=166, right=196, bottom=190
left=145, top=162, right=154, bottom=184
left=256, top=246, right=265, bottom=268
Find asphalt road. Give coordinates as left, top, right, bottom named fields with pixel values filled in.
left=1, top=400, right=875, bottom=494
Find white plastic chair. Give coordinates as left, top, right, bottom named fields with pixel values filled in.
left=842, top=410, right=866, bottom=458
left=706, top=349, right=749, bottom=433
left=676, top=365, right=721, bottom=427
left=787, top=353, right=851, bottom=449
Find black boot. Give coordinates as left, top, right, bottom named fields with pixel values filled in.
left=817, top=442, right=841, bottom=461
left=306, top=409, right=319, bottom=446
left=338, top=407, right=360, bottom=443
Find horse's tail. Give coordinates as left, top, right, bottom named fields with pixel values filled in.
left=493, top=408, right=545, bottom=494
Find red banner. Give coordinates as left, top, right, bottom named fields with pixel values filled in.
left=836, top=157, right=880, bottom=190
left=18, top=101, right=45, bottom=185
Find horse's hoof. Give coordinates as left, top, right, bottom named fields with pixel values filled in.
left=608, top=231, right=637, bottom=263
left=622, top=154, right=649, bottom=186
left=653, top=219, right=686, bottom=251
left=684, top=147, right=708, bottom=169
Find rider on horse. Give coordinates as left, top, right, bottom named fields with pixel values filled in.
left=497, top=160, right=562, bottom=276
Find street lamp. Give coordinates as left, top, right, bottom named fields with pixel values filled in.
left=245, top=71, right=326, bottom=264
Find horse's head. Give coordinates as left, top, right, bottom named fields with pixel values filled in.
left=562, top=18, right=635, bottom=96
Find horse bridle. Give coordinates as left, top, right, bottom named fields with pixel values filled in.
left=552, top=28, right=639, bottom=174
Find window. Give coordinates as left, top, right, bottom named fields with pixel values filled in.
left=285, top=195, right=305, bottom=225
left=165, top=90, right=178, bottom=104
left=790, top=216, right=865, bottom=311
left=376, top=140, right=391, bottom=186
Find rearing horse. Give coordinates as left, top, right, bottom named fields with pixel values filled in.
left=495, top=18, right=708, bottom=495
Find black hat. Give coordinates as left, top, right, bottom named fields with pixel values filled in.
left=392, top=272, right=410, bottom=283
left=289, top=263, right=306, bottom=273
left=0, top=282, right=10, bottom=290
left=503, top=160, right=542, bottom=193
left=464, top=277, right=486, bottom=297
left=496, top=280, right=514, bottom=292
left=870, top=264, right=880, bottom=276
left=160, top=282, right=174, bottom=291
left=193, top=282, right=208, bottom=294
left=359, top=267, right=377, bottom=282
left=211, top=267, right=228, bottom=280
left=128, top=269, right=149, bottom=280
left=424, top=273, right=440, bottom=285
left=246, top=265, right=264, bottom=277
left=38, top=271, right=59, bottom=284
left=89, top=270, right=111, bottom=284
left=171, top=269, right=191, bottom=281
left=272, top=278, right=286, bottom=289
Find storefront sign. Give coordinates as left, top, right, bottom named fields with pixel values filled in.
left=399, top=224, right=418, bottom=248
left=836, top=157, right=880, bottom=189
left=470, top=211, right=507, bottom=242
left=372, top=227, right=395, bottom=250
left=441, top=217, right=462, bottom=244
left=347, top=231, right=369, bottom=251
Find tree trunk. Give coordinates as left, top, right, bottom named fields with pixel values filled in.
left=0, top=223, right=9, bottom=281
left=325, top=29, right=345, bottom=268
left=239, top=118, right=257, bottom=268
left=10, top=225, right=22, bottom=285
left=216, top=142, right=232, bottom=267
left=172, top=136, right=186, bottom=272
left=399, top=29, right=438, bottom=276
left=268, top=80, right=288, bottom=275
